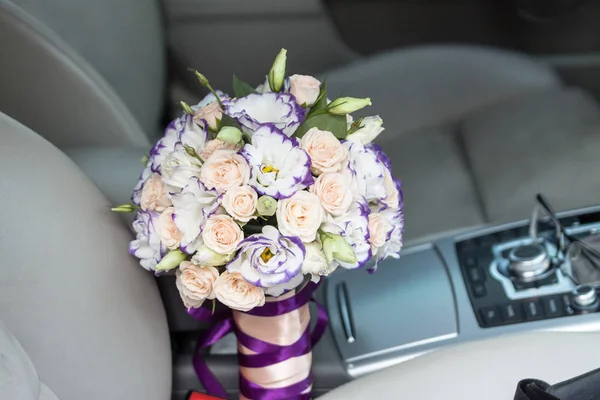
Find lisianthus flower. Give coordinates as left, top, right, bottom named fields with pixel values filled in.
left=241, top=125, right=313, bottom=199
left=161, top=144, right=203, bottom=192
left=226, top=92, right=305, bottom=136
left=227, top=226, right=306, bottom=297
left=129, top=211, right=167, bottom=271
left=131, top=164, right=152, bottom=206
left=192, top=90, right=230, bottom=110
left=170, top=177, right=220, bottom=254
left=370, top=208, right=404, bottom=271
left=321, top=199, right=372, bottom=269
left=344, top=140, right=387, bottom=203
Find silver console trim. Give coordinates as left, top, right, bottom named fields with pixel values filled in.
left=330, top=205, right=600, bottom=379
left=346, top=332, right=457, bottom=363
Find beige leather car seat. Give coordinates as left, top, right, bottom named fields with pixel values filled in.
left=320, top=332, right=600, bottom=400
left=0, top=112, right=171, bottom=400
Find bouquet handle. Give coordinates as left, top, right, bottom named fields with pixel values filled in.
left=188, top=281, right=328, bottom=399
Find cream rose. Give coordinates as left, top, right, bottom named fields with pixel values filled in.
left=289, top=74, right=321, bottom=106
left=222, top=185, right=258, bottom=223
left=193, top=101, right=223, bottom=131
left=276, top=191, right=325, bottom=243
left=157, top=207, right=183, bottom=250
left=175, top=262, right=219, bottom=309
left=368, top=212, right=393, bottom=249
left=382, top=168, right=401, bottom=209
left=202, top=214, right=243, bottom=254
left=213, top=271, right=265, bottom=312
left=310, top=172, right=353, bottom=216
left=199, top=139, right=240, bottom=162
left=300, top=128, right=348, bottom=175
left=140, top=173, right=171, bottom=212
left=199, top=149, right=250, bottom=193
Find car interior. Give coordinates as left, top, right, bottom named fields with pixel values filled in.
left=3, top=0, right=600, bottom=399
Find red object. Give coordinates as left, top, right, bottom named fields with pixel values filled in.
left=188, top=392, right=228, bottom=400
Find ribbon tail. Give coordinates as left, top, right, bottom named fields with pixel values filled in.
left=311, top=298, right=329, bottom=347
left=193, top=318, right=234, bottom=398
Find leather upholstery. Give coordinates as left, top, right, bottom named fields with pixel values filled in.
left=0, top=321, right=60, bottom=400
left=463, top=87, right=600, bottom=222
left=0, top=113, right=171, bottom=400
left=3, top=0, right=165, bottom=140
left=0, top=2, right=152, bottom=147
left=320, top=332, right=600, bottom=400
left=325, top=46, right=561, bottom=135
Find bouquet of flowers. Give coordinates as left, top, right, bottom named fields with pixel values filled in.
left=117, top=49, right=403, bottom=399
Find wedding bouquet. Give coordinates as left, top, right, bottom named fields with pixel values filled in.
left=117, top=49, right=403, bottom=398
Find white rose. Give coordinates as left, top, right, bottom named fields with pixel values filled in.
left=276, top=191, right=325, bottom=243
left=345, top=116, right=384, bottom=144
left=214, top=271, right=266, bottom=312
left=222, top=185, right=258, bottom=223
left=310, top=172, right=353, bottom=216
left=140, top=173, right=171, bottom=212
left=193, top=101, right=223, bottom=131
left=300, top=128, right=348, bottom=175
left=199, top=149, right=250, bottom=193
left=157, top=207, right=183, bottom=250
left=202, top=214, right=243, bottom=254
left=199, top=139, right=240, bottom=162
left=368, top=212, right=394, bottom=249
left=175, top=262, right=219, bottom=309
left=289, top=74, right=321, bottom=106
left=301, top=242, right=337, bottom=283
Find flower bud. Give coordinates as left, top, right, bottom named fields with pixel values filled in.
left=156, top=249, right=187, bottom=271
left=327, top=97, right=372, bottom=115
left=194, top=71, right=210, bottom=87
left=320, top=232, right=357, bottom=264
left=180, top=101, right=194, bottom=115
left=111, top=204, right=139, bottom=213
left=256, top=195, right=277, bottom=217
left=216, top=126, right=243, bottom=145
left=192, top=244, right=234, bottom=267
left=268, top=48, right=287, bottom=92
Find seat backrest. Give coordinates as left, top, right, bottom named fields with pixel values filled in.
left=0, top=112, right=171, bottom=400
left=0, top=0, right=164, bottom=147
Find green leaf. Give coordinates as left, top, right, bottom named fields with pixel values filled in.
left=232, top=74, right=256, bottom=98
left=219, top=114, right=241, bottom=130
left=293, top=112, right=347, bottom=139
left=307, top=79, right=328, bottom=117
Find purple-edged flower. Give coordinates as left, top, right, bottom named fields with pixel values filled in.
left=321, top=199, right=372, bottom=269
left=170, top=177, right=220, bottom=254
left=344, top=140, right=387, bottom=203
left=227, top=226, right=306, bottom=297
left=371, top=208, right=404, bottom=272
left=226, top=92, right=305, bottom=137
left=242, top=125, right=314, bottom=199
left=192, top=90, right=230, bottom=110
left=150, top=115, right=207, bottom=174
left=129, top=211, right=167, bottom=271
left=161, top=144, right=203, bottom=192
left=131, top=164, right=152, bottom=206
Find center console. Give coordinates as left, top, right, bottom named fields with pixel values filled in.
left=326, top=206, right=600, bottom=378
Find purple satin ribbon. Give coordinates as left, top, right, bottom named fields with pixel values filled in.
left=187, top=281, right=328, bottom=399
